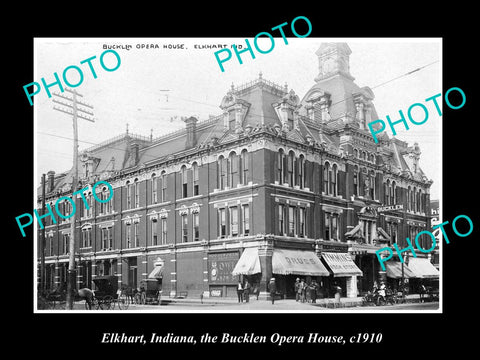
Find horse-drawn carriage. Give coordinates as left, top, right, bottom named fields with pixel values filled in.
left=88, top=275, right=130, bottom=310
left=135, top=278, right=162, bottom=305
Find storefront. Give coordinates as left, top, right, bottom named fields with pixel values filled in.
left=320, top=252, right=363, bottom=298
left=385, top=260, right=416, bottom=291
left=208, top=251, right=240, bottom=298
left=406, top=257, right=440, bottom=293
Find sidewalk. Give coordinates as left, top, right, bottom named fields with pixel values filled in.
left=159, top=293, right=427, bottom=308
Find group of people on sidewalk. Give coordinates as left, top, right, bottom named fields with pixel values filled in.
left=236, top=279, right=260, bottom=303
left=294, top=278, right=320, bottom=303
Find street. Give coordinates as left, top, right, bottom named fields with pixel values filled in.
left=70, top=299, right=439, bottom=311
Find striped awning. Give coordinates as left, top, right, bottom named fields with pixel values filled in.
left=232, top=247, right=261, bottom=276
left=148, top=264, right=164, bottom=279
left=321, top=252, right=363, bottom=277
left=272, top=249, right=330, bottom=276
left=407, top=258, right=440, bottom=279
left=385, top=261, right=416, bottom=279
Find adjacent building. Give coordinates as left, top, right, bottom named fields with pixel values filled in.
left=37, top=43, right=438, bottom=300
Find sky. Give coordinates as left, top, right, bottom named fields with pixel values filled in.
left=34, top=38, right=442, bottom=199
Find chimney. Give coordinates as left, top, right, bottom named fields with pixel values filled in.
left=130, top=142, right=139, bottom=167
left=47, top=170, right=55, bottom=193
left=184, top=116, right=198, bottom=148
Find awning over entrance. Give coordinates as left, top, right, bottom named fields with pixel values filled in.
left=148, top=265, right=164, bottom=279
left=321, top=252, right=363, bottom=277
left=272, top=249, right=330, bottom=276
left=232, top=247, right=261, bottom=276
left=385, top=261, right=416, bottom=279
left=407, top=258, right=440, bottom=279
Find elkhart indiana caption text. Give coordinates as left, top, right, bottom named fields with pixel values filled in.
left=101, top=332, right=383, bottom=346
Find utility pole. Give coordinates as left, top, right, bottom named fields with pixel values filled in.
left=53, top=88, right=95, bottom=309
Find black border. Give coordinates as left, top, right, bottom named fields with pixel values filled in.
left=9, top=6, right=477, bottom=355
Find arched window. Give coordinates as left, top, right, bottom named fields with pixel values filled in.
left=241, top=150, right=250, bottom=185
left=287, top=151, right=295, bottom=186
left=323, top=162, right=330, bottom=194
left=161, top=171, right=167, bottom=202
left=277, top=149, right=285, bottom=184
left=385, top=180, right=391, bottom=205
left=330, top=164, right=338, bottom=196
left=353, top=165, right=359, bottom=196
left=407, top=186, right=412, bottom=211
left=354, top=149, right=358, bottom=159
left=362, top=151, right=366, bottom=160
left=151, top=173, right=158, bottom=204
left=413, top=187, right=417, bottom=212
left=181, top=165, right=188, bottom=198
left=369, top=170, right=375, bottom=200
left=192, top=163, right=199, bottom=196
left=229, top=152, right=238, bottom=188
left=297, top=155, right=305, bottom=189
left=218, top=156, right=227, bottom=190
left=392, top=181, right=397, bottom=205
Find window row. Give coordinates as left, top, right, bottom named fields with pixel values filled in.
left=218, top=204, right=250, bottom=238
left=277, top=150, right=305, bottom=189
left=218, top=150, right=250, bottom=190
left=353, top=148, right=376, bottom=164
left=278, top=204, right=307, bottom=237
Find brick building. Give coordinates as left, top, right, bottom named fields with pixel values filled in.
left=37, top=42, right=437, bottom=300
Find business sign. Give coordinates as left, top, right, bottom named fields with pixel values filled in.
left=208, top=251, right=239, bottom=285
left=377, top=204, right=403, bottom=213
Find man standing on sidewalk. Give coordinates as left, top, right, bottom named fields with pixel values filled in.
left=268, top=278, right=277, bottom=305
left=237, top=280, right=244, bottom=303
left=295, top=278, right=301, bottom=302
left=243, top=280, right=251, bottom=303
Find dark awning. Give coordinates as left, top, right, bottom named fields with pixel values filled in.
left=321, top=252, right=363, bottom=277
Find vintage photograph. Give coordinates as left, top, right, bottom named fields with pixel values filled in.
left=33, top=37, right=442, bottom=313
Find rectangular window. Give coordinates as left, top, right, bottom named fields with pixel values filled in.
left=161, top=173, right=167, bottom=202
left=325, top=213, right=330, bottom=240
left=161, top=218, right=168, bottom=245
left=63, top=234, right=69, bottom=254
left=230, top=207, right=238, bottom=237
left=101, top=228, right=108, bottom=249
left=219, top=208, right=227, bottom=238
left=152, top=178, right=158, bottom=204
left=151, top=219, right=158, bottom=246
left=353, top=171, right=358, bottom=196
left=134, top=223, right=139, bottom=247
left=299, top=207, right=305, bottom=237
left=323, top=166, right=329, bottom=194
left=126, top=224, right=131, bottom=248
left=288, top=206, right=296, bottom=236
left=82, top=229, right=92, bottom=248
left=331, top=214, right=338, bottom=240
left=193, top=165, right=199, bottom=196
left=277, top=152, right=284, bottom=183
left=182, top=214, right=188, bottom=242
left=49, top=235, right=54, bottom=256
left=279, top=204, right=286, bottom=235
left=193, top=213, right=200, bottom=241
left=242, top=204, right=250, bottom=235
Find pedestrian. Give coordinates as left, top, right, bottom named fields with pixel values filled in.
left=237, top=280, right=243, bottom=303
left=78, top=287, right=94, bottom=310
left=268, top=278, right=277, bottom=304
left=294, top=278, right=301, bottom=302
left=419, top=284, right=427, bottom=303
left=310, top=280, right=318, bottom=303
left=243, top=280, right=251, bottom=303
left=300, top=279, right=307, bottom=303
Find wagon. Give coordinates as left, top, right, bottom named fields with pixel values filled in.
left=90, top=275, right=130, bottom=310
left=137, top=278, right=162, bottom=305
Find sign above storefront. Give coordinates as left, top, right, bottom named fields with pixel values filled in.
left=377, top=204, right=403, bottom=213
